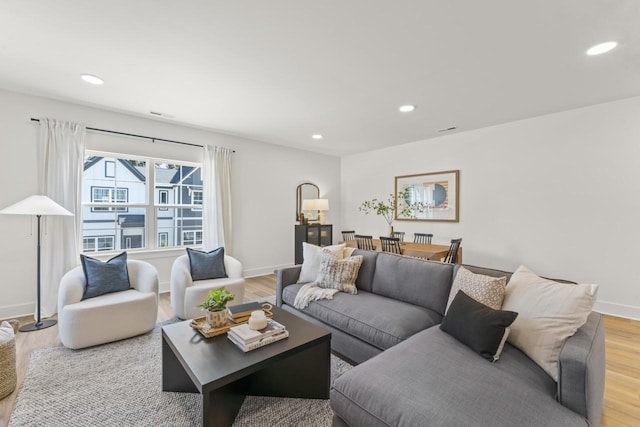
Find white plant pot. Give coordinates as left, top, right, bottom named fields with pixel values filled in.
left=206, top=309, right=228, bottom=328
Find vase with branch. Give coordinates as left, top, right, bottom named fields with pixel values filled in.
left=359, top=191, right=427, bottom=237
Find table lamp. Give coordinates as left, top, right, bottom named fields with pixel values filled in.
left=315, top=199, right=329, bottom=225
left=0, top=195, right=74, bottom=332
left=302, top=198, right=317, bottom=223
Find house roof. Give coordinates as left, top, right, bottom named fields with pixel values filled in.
left=83, top=157, right=146, bottom=182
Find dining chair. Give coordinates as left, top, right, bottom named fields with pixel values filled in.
left=380, top=236, right=402, bottom=254
left=342, top=230, right=356, bottom=241
left=414, top=233, right=433, bottom=244
left=354, top=234, right=375, bottom=250
left=442, top=238, right=463, bottom=263
left=392, top=231, right=405, bottom=242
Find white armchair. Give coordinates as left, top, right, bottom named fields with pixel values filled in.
left=170, top=254, right=245, bottom=319
left=58, top=259, right=159, bottom=349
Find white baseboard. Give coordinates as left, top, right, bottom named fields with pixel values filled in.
left=159, top=281, right=170, bottom=294
left=244, top=263, right=294, bottom=278
left=7, top=283, right=633, bottom=322
left=594, top=300, right=640, bottom=321
left=0, top=302, right=34, bottom=320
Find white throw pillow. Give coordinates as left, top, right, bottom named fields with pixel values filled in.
left=298, top=242, right=347, bottom=283
left=501, top=265, right=597, bottom=381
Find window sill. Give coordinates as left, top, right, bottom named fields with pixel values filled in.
left=82, top=246, right=202, bottom=260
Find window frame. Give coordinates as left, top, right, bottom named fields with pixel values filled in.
left=82, top=150, right=204, bottom=254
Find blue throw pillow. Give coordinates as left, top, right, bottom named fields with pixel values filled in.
left=80, top=252, right=131, bottom=300
left=187, top=247, right=228, bottom=281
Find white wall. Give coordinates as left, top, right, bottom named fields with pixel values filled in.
left=0, top=89, right=341, bottom=319
left=341, top=96, right=640, bottom=320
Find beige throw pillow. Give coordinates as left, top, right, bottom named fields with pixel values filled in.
left=314, top=250, right=363, bottom=294
left=298, top=243, right=347, bottom=283
left=501, top=265, right=597, bottom=381
left=445, top=266, right=507, bottom=314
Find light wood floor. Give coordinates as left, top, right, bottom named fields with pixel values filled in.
left=1, top=275, right=639, bottom=426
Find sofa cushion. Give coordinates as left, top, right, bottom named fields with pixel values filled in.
left=282, top=284, right=441, bottom=350
left=331, top=326, right=587, bottom=427
left=440, top=290, right=518, bottom=362
left=371, top=252, right=454, bottom=314
left=352, top=250, right=378, bottom=292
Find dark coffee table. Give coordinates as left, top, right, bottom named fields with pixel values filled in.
left=162, top=306, right=331, bottom=427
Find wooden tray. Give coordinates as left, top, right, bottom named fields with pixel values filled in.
left=190, top=305, right=273, bottom=338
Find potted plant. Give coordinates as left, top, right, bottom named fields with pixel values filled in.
left=197, top=287, right=235, bottom=328
left=359, top=191, right=427, bottom=237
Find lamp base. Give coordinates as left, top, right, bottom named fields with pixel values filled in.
left=19, top=319, right=57, bottom=332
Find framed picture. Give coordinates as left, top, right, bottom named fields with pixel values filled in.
left=395, top=170, right=459, bottom=222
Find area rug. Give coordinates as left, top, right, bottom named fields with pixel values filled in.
left=9, top=320, right=353, bottom=427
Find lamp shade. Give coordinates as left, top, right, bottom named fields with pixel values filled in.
left=0, top=195, right=73, bottom=216
left=315, top=198, right=329, bottom=211
left=302, top=199, right=317, bottom=210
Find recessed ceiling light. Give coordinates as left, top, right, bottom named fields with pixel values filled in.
left=586, top=41, right=618, bottom=56
left=398, top=105, right=416, bottom=113
left=311, top=134, right=323, bottom=140
left=80, top=74, right=104, bottom=85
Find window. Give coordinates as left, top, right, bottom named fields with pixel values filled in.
left=158, top=232, right=169, bottom=247
left=154, top=163, right=203, bottom=249
left=83, top=236, right=115, bottom=253
left=82, top=153, right=203, bottom=252
left=104, top=160, right=115, bottom=178
left=183, top=230, right=203, bottom=245
left=91, top=187, right=128, bottom=212
left=191, top=189, right=203, bottom=205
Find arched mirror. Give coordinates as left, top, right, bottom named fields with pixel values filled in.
left=296, top=182, right=319, bottom=222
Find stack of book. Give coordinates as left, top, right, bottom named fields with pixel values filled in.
left=227, top=318, right=289, bottom=352
left=228, top=301, right=266, bottom=323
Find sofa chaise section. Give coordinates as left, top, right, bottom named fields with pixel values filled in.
left=331, top=319, right=603, bottom=427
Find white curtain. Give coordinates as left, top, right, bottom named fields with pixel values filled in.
left=203, top=145, right=233, bottom=253
left=38, top=118, right=86, bottom=317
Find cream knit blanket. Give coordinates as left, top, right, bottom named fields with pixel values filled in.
left=293, top=283, right=339, bottom=309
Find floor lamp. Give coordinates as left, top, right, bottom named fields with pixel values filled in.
left=0, top=195, right=74, bottom=332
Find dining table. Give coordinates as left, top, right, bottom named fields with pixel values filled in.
left=342, top=239, right=461, bottom=262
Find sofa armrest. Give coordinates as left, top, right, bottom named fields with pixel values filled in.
left=557, top=312, right=605, bottom=426
left=58, top=267, right=85, bottom=308
left=224, top=255, right=243, bottom=278
left=127, top=260, right=159, bottom=294
left=275, top=266, right=302, bottom=307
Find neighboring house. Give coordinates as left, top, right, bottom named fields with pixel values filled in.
left=82, top=156, right=203, bottom=252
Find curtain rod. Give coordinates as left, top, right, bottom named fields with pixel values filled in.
left=30, top=118, right=235, bottom=152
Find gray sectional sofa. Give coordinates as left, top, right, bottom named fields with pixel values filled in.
left=275, top=250, right=605, bottom=427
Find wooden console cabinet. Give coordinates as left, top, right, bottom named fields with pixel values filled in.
left=294, top=224, right=333, bottom=264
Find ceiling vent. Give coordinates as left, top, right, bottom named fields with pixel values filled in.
left=437, top=126, right=457, bottom=133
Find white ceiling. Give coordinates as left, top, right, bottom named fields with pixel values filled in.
left=1, top=1, right=639, bottom=156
